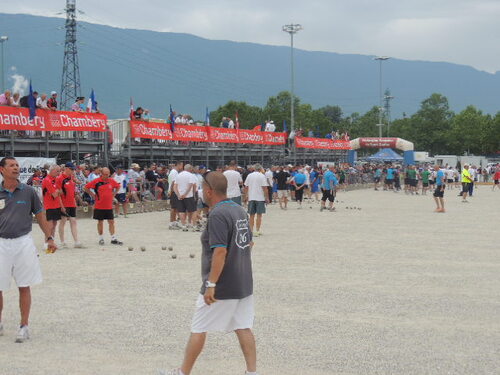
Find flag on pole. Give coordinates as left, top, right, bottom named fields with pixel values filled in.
left=86, top=89, right=97, bottom=113
left=205, top=107, right=210, bottom=126
left=235, top=111, right=240, bottom=130
left=169, top=104, right=175, bottom=132
left=129, top=97, right=134, bottom=120
left=28, top=80, right=36, bottom=120
left=283, top=120, right=287, bottom=132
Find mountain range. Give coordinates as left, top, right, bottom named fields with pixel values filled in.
left=1, top=13, right=499, bottom=120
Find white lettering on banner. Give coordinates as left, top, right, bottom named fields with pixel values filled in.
left=212, top=130, right=238, bottom=142
left=57, top=114, right=106, bottom=130
left=264, top=133, right=285, bottom=144
left=135, top=124, right=172, bottom=138
left=175, top=127, right=208, bottom=141
left=0, top=113, right=46, bottom=129
left=239, top=132, right=263, bottom=142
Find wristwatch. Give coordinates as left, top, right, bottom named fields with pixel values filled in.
left=205, top=280, right=216, bottom=288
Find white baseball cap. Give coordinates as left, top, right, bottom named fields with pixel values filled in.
left=51, top=91, right=57, bottom=95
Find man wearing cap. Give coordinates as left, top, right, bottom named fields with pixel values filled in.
left=0, top=157, right=57, bottom=343
left=47, top=92, right=58, bottom=111
left=84, top=167, right=123, bottom=245
left=161, top=171, right=257, bottom=375
left=56, top=162, right=84, bottom=248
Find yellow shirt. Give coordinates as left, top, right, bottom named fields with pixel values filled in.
left=461, top=169, right=472, bottom=183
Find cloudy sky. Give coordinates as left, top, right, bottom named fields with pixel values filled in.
left=3, top=0, right=500, bottom=73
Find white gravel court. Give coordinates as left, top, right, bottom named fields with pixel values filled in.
left=0, top=186, right=499, bottom=375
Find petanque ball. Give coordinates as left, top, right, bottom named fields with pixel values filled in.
left=172, top=254, right=177, bottom=259
left=168, top=246, right=173, bottom=251
left=189, top=253, right=195, bottom=258
left=161, top=246, right=167, bottom=250
left=128, top=246, right=134, bottom=251
left=140, top=246, right=146, bottom=252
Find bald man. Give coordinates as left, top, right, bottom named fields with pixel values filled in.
left=84, top=168, right=123, bottom=245
left=161, top=171, right=257, bottom=375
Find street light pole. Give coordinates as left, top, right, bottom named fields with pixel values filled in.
left=282, top=24, right=302, bottom=163
left=374, top=56, right=389, bottom=140
left=0, top=36, right=8, bottom=92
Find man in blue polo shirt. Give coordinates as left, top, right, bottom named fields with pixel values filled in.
left=0, top=157, right=57, bottom=343
left=433, top=165, right=446, bottom=213
left=320, top=166, right=339, bottom=212
left=385, top=165, right=394, bottom=190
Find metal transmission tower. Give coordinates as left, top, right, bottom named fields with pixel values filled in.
left=384, top=89, right=395, bottom=135
left=60, top=0, right=81, bottom=111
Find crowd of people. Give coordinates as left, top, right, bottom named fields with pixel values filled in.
left=20, top=159, right=500, bottom=248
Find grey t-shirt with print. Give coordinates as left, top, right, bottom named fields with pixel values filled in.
left=200, top=199, right=253, bottom=300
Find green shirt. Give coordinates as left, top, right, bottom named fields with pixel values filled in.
left=421, top=170, right=430, bottom=183
left=407, top=169, right=417, bottom=179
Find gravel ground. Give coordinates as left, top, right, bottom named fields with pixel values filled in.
left=0, top=186, right=499, bottom=375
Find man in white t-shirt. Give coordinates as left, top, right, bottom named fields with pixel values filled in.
left=173, top=164, right=198, bottom=230
left=244, top=164, right=269, bottom=236
left=168, top=161, right=183, bottom=230
left=223, top=161, right=243, bottom=205
left=264, top=168, right=274, bottom=204
left=445, top=167, right=455, bottom=190
left=113, top=167, right=128, bottom=217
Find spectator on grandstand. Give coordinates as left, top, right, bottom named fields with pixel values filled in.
left=0, top=90, right=12, bottom=105
left=127, top=163, right=142, bottom=203
left=87, top=166, right=100, bottom=183
left=133, top=107, right=144, bottom=119
left=221, top=117, right=229, bottom=128
left=47, top=91, right=58, bottom=110
left=71, top=97, right=85, bottom=112
left=227, top=117, right=235, bottom=129
left=142, top=109, right=151, bottom=121
left=264, top=121, right=275, bottom=132
left=36, top=93, right=48, bottom=109
left=20, top=92, right=38, bottom=108
left=10, top=92, right=21, bottom=107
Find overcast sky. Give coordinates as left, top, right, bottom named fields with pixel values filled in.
left=3, top=0, right=500, bottom=73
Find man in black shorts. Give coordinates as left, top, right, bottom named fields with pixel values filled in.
left=85, top=168, right=123, bottom=245
left=41, top=165, right=62, bottom=242
left=168, top=162, right=184, bottom=230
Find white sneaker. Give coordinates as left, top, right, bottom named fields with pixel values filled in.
left=60, top=242, right=68, bottom=249
left=168, top=222, right=181, bottom=230
left=158, top=369, right=182, bottom=375
left=182, top=225, right=190, bottom=232
left=254, top=231, right=261, bottom=237
left=74, top=242, right=86, bottom=248
left=15, top=325, right=30, bottom=343
left=0, top=322, right=4, bottom=336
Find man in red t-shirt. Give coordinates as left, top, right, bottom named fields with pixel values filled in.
left=84, top=167, right=122, bottom=245
left=56, top=162, right=84, bottom=248
left=493, top=168, right=500, bottom=191
left=42, top=165, right=62, bottom=239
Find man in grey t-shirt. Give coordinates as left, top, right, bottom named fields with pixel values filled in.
left=162, top=171, right=258, bottom=375
left=0, top=157, right=57, bottom=343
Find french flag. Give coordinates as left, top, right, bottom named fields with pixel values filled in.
left=129, top=97, right=134, bottom=120
left=86, top=89, right=97, bottom=112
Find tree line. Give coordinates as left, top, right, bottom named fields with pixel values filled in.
left=210, top=91, right=500, bottom=155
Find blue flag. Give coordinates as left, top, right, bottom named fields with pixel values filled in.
left=261, top=122, right=265, bottom=131
left=28, top=80, right=36, bottom=120
left=169, top=104, right=175, bottom=132
left=283, top=120, right=287, bottom=132
left=87, top=89, right=97, bottom=112
left=205, top=107, right=210, bottom=126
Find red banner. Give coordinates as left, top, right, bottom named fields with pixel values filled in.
left=359, top=137, right=397, bottom=149
left=295, top=136, right=351, bottom=150
left=238, top=129, right=264, bottom=144
left=130, top=120, right=172, bottom=139
left=129, top=120, right=287, bottom=145
left=0, top=106, right=107, bottom=132
left=208, top=127, right=239, bottom=143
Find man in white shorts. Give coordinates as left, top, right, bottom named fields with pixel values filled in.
left=161, top=171, right=257, bottom=375
left=0, top=157, right=57, bottom=343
